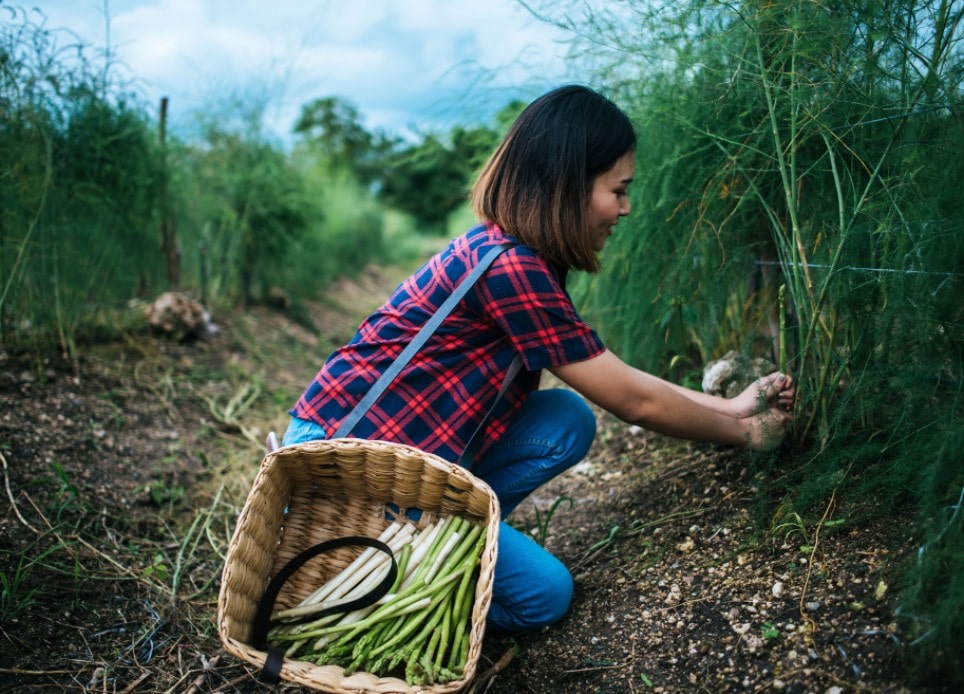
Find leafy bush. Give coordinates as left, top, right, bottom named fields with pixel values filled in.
left=0, top=7, right=163, bottom=355
left=555, top=1, right=963, bottom=685
left=0, top=7, right=399, bottom=351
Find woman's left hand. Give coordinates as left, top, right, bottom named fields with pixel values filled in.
left=730, top=372, right=795, bottom=419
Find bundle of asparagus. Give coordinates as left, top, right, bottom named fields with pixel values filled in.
left=268, top=515, right=486, bottom=686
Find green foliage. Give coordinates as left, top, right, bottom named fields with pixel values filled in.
left=0, top=7, right=165, bottom=355
left=897, top=424, right=964, bottom=688
left=0, top=7, right=412, bottom=351
left=174, top=128, right=314, bottom=305
left=294, top=96, right=399, bottom=185
left=557, top=0, right=963, bottom=684
left=282, top=151, right=385, bottom=296
left=379, top=125, right=499, bottom=233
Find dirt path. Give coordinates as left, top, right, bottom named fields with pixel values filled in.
left=0, top=262, right=928, bottom=693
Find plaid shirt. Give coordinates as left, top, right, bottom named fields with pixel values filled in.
left=290, top=222, right=605, bottom=462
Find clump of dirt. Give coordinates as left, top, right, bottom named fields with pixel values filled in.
left=0, top=264, right=939, bottom=693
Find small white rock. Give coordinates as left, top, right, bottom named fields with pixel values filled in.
left=772, top=581, right=785, bottom=598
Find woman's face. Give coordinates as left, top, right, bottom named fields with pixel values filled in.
left=587, top=151, right=635, bottom=251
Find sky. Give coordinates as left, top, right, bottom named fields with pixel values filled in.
left=31, top=0, right=580, bottom=142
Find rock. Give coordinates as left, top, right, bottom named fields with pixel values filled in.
left=701, top=350, right=775, bottom=397
left=772, top=581, right=785, bottom=598
left=266, top=286, right=290, bottom=309
left=743, top=633, right=764, bottom=653
left=145, top=292, right=219, bottom=340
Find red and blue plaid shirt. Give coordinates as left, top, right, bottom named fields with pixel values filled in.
left=290, top=222, right=605, bottom=462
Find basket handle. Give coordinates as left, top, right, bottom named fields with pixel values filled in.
left=250, top=536, right=398, bottom=684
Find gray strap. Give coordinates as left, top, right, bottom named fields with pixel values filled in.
left=457, top=353, right=523, bottom=468
left=333, top=243, right=516, bottom=441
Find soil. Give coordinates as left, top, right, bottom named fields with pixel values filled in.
left=0, top=262, right=938, bottom=694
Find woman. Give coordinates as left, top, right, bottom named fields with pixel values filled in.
left=283, top=85, right=795, bottom=633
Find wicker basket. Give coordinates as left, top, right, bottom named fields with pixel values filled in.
left=217, top=438, right=500, bottom=693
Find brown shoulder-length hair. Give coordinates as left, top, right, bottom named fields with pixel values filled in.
left=471, top=84, right=636, bottom=273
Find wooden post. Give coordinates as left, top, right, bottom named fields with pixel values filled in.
left=159, top=96, right=180, bottom=289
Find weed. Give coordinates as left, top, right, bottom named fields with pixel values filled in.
left=0, top=550, right=42, bottom=625
left=0, top=538, right=68, bottom=626
left=141, top=553, right=170, bottom=583
left=530, top=495, right=573, bottom=547
left=47, top=460, right=87, bottom=522
left=772, top=511, right=810, bottom=548
left=137, top=481, right=185, bottom=507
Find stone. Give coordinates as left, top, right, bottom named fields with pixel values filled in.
left=145, top=292, right=219, bottom=340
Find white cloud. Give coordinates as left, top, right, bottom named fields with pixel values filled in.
left=31, top=0, right=578, bottom=140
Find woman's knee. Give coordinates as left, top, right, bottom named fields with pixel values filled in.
left=490, top=552, right=573, bottom=631
left=540, top=388, right=596, bottom=461
left=530, top=555, right=575, bottom=626
left=281, top=416, right=327, bottom=445
left=489, top=523, right=575, bottom=632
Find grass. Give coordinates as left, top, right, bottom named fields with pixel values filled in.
left=0, top=546, right=45, bottom=626
left=529, top=495, right=574, bottom=547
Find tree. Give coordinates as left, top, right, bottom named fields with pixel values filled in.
left=378, top=124, right=498, bottom=232
left=190, top=128, right=312, bottom=305
left=293, top=96, right=398, bottom=184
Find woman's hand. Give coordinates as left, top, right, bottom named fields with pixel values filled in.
left=730, top=373, right=796, bottom=450
left=741, top=405, right=794, bottom=450
left=552, top=351, right=796, bottom=448
left=730, top=372, right=795, bottom=419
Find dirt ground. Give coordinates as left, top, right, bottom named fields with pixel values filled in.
left=0, top=263, right=943, bottom=693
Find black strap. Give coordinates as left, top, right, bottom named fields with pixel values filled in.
left=251, top=536, right=397, bottom=684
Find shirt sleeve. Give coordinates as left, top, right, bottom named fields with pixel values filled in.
left=472, top=246, right=605, bottom=371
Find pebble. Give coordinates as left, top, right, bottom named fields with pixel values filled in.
left=743, top=634, right=764, bottom=653
left=772, top=581, right=785, bottom=597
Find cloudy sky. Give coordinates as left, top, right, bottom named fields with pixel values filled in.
left=33, top=0, right=580, bottom=141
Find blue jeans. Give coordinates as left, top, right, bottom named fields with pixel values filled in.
left=281, top=388, right=596, bottom=632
